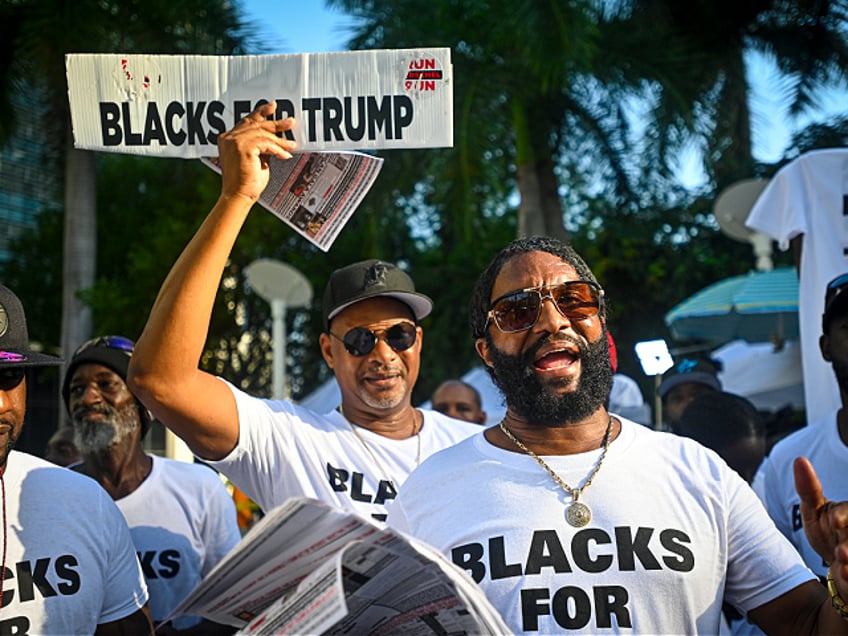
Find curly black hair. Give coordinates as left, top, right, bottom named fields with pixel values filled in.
left=469, top=236, right=602, bottom=339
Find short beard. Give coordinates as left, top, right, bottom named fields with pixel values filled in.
left=0, top=419, right=18, bottom=468
left=357, top=365, right=408, bottom=411
left=72, top=401, right=140, bottom=455
left=487, top=331, right=613, bottom=426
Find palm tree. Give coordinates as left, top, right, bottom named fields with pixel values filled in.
left=0, top=0, right=252, bottom=362
left=328, top=0, right=848, bottom=240
left=601, top=0, right=848, bottom=190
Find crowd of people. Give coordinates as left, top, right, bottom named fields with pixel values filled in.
left=2, top=102, right=847, bottom=634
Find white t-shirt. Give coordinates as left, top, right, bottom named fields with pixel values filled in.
left=389, top=419, right=814, bottom=635
left=758, top=411, right=846, bottom=579
left=208, top=380, right=481, bottom=522
left=746, top=148, right=848, bottom=425
left=0, top=450, right=147, bottom=632
left=115, top=454, right=241, bottom=629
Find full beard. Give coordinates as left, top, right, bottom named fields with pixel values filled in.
left=488, top=331, right=613, bottom=425
left=72, top=401, right=140, bottom=454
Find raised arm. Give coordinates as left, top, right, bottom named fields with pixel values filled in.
left=128, top=103, right=296, bottom=460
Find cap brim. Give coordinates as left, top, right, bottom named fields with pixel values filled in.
left=0, top=349, right=63, bottom=368
left=326, top=291, right=433, bottom=326
left=658, top=372, right=720, bottom=398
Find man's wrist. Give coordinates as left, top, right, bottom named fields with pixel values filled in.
left=827, top=565, right=848, bottom=621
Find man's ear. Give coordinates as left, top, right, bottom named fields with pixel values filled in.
left=820, top=333, right=832, bottom=363
left=475, top=337, right=493, bottom=369
left=319, top=333, right=335, bottom=369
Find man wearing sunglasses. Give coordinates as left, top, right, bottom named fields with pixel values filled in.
left=757, top=273, right=848, bottom=585
left=389, top=237, right=848, bottom=635
left=128, top=103, right=480, bottom=524
left=0, top=285, right=153, bottom=634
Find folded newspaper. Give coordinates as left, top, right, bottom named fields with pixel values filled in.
left=168, top=497, right=509, bottom=635
left=200, top=151, right=383, bottom=252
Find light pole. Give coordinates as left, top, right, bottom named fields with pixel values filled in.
left=245, top=259, right=313, bottom=400
left=634, top=339, right=674, bottom=430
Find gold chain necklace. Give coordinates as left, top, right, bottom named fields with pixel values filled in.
left=340, top=406, right=421, bottom=491
left=499, top=417, right=614, bottom=528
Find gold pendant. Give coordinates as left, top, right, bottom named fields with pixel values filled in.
left=566, top=501, right=591, bottom=527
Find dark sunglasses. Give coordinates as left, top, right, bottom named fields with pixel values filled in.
left=485, top=280, right=604, bottom=334
left=330, top=322, right=417, bottom=357
left=0, top=367, right=25, bottom=390
left=73, top=335, right=135, bottom=356
left=827, top=272, right=848, bottom=297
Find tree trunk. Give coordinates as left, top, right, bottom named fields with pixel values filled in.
left=61, top=128, right=96, bottom=365
left=513, top=98, right=570, bottom=241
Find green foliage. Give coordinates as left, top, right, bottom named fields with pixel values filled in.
left=0, top=205, right=64, bottom=352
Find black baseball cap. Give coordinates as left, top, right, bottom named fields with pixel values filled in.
left=823, top=272, right=848, bottom=332
left=322, top=259, right=432, bottom=330
left=0, top=284, right=62, bottom=368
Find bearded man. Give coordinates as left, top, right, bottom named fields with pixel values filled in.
left=64, top=336, right=241, bottom=635
left=388, top=236, right=848, bottom=635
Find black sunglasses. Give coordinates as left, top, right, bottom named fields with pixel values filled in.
left=330, top=322, right=417, bottom=357
left=73, top=335, right=135, bottom=356
left=485, top=280, right=604, bottom=334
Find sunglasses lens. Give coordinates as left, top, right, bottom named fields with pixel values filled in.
left=828, top=273, right=848, bottom=290
left=552, top=282, right=601, bottom=319
left=74, top=335, right=135, bottom=356
left=492, top=292, right=541, bottom=332
left=0, top=368, right=25, bottom=390
left=489, top=282, right=601, bottom=333
left=342, top=327, right=378, bottom=357
left=339, top=323, right=417, bottom=357
left=385, top=322, right=417, bottom=352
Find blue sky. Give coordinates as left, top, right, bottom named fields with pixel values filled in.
left=241, top=1, right=847, bottom=185
left=241, top=1, right=353, bottom=54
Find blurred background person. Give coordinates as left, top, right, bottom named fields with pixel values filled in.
left=657, top=358, right=722, bottom=432
left=430, top=379, right=487, bottom=424
left=44, top=424, right=82, bottom=466
left=678, top=391, right=767, bottom=486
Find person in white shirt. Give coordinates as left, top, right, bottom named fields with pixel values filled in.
left=758, top=272, right=848, bottom=582
left=389, top=236, right=848, bottom=635
left=63, top=335, right=241, bottom=634
left=127, top=102, right=480, bottom=524
left=0, top=283, right=151, bottom=634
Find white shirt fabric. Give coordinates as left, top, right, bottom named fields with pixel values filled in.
left=758, top=411, right=846, bottom=579
left=746, top=148, right=848, bottom=424
left=115, top=454, right=241, bottom=629
left=388, top=418, right=814, bottom=635
left=0, top=450, right=147, bottom=632
left=207, top=380, right=481, bottom=522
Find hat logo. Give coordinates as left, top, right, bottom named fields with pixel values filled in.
left=364, top=262, right=390, bottom=290
left=0, top=304, right=7, bottom=339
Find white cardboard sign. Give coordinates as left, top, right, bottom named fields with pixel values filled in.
left=65, top=49, right=453, bottom=158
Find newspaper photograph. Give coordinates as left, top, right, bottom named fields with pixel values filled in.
left=168, top=498, right=509, bottom=635
left=201, top=150, right=384, bottom=252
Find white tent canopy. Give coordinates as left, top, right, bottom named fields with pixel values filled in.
left=712, top=339, right=804, bottom=412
